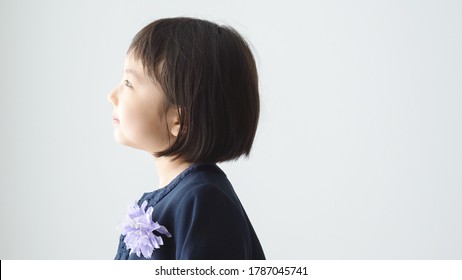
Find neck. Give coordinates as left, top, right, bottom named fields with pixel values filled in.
left=153, top=155, right=192, bottom=189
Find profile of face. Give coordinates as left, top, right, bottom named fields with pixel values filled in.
left=107, top=53, right=180, bottom=154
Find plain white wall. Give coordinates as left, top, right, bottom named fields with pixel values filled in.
left=1, top=0, right=461, bottom=259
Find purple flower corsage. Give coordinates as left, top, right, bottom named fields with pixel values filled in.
left=121, top=200, right=171, bottom=258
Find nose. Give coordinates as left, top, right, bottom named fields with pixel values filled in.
left=107, top=87, right=118, bottom=106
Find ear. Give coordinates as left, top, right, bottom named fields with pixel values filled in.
left=166, top=106, right=181, bottom=137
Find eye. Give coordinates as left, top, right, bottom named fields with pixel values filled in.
left=123, top=80, right=133, bottom=88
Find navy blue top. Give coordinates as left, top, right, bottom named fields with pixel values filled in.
left=114, top=162, right=265, bottom=260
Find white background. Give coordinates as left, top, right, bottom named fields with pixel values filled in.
left=1, top=0, right=461, bottom=259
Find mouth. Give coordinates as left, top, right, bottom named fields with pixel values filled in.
left=112, top=116, right=120, bottom=124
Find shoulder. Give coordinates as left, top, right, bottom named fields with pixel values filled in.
left=171, top=183, right=252, bottom=259
left=171, top=181, right=249, bottom=241
left=151, top=163, right=248, bottom=231
left=164, top=163, right=241, bottom=209
left=168, top=174, right=248, bottom=229
left=175, top=182, right=242, bottom=217
left=181, top=182, right=235, bottom=201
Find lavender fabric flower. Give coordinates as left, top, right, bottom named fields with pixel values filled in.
left=121, top=200, right=171, bottom=258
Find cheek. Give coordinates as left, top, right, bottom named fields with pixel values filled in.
left=120, top=103, right=168, bottom=141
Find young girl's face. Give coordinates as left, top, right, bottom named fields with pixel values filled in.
left=107, top=53, right=178, bottom=153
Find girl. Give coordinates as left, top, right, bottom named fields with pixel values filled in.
left=108, top=17, right=265, bottom=260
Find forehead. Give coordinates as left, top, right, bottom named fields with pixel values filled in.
left=123, top=53, right=145, bottom=80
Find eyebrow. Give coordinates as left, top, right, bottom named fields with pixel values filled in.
left=124, top=69, right=141, bottom=80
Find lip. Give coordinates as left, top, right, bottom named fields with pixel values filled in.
left=112, top=116, right=120, bottom=124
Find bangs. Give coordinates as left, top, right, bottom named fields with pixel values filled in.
left=127, top=22, right=168, bottom=88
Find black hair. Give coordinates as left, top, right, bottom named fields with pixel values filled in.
left=128, top=17, right=260, bottom=163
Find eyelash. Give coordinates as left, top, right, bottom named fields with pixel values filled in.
left=123, top=80, right=133, bottom=88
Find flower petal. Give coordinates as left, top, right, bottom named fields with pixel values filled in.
left=140, top=200, right=148, bottom=212
left=121, top=199, right=171, bottom=256
left=154, top=224, right=172, bottom=237
left=146, top=206, right=153, bottom=217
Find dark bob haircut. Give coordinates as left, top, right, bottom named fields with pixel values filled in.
left=128, top=17, right=260, bottom=163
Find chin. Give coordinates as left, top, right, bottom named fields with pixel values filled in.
left=113, top=131, right=124, bottom=144
left=113, top=130, right=167, bottom=154
left=114, top=132, right=135, bottom=148
left=115, top=137, right=153, bottom=153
